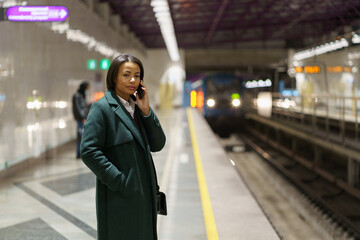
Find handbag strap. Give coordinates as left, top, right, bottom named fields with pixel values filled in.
left=150, top=156, right=160, bottom=193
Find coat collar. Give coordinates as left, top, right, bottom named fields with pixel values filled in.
left=105, top=90, right=145, bottom=150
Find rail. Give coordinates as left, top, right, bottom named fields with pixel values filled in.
left=244, top=92, right=360, bottom=142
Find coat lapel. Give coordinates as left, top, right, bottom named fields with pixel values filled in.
left=105, top=90, right=146, bottom=150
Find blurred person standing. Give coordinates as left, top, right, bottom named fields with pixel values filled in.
left=72, top=81, right=90, bottom=159
left=80, top=54, right=166, bottom=240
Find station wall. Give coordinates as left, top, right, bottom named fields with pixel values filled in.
left=294, top=44, right=360, bottom=110
left=0, top=0, right=182, bottom=173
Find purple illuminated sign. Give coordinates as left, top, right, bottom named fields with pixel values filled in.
left=6, top=6, right=68, bottom=22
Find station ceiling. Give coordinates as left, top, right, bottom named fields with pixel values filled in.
left=100, top=0, right=360, bottom=50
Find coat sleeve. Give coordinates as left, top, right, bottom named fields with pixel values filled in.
left=80, top=102, right=125, bottom=192
left=140, top=107, right=166, bottom=152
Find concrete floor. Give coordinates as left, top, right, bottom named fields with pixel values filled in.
left=0, top=108, right=280, bottom=240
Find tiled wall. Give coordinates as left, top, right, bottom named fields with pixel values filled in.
left=0, top=0, right=140, bottom=171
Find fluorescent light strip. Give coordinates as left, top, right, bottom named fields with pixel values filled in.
left=295, top=33, right=360, bottom=61
left=294, top=38, right=349, bottom=61
left=50, top=22, right=120, bottom=58
left=352, top=33, right=360, bottom=44
left=151, top=0, right=180, bottom=61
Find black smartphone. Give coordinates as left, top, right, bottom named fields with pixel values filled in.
left=137, top=83, right=144, bottom=99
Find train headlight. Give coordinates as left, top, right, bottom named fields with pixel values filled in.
left=232, top=99, right=241, bottom=107
left=206, top=98, right=216, bottom=108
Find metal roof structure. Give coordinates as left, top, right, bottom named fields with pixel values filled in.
left=100, top=0, right=360, bottom=50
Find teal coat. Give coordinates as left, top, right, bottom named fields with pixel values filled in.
left=81, top=90, right=166, bottom=240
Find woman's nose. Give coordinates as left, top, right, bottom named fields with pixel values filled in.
left=130, top=77, right=135, bottom=83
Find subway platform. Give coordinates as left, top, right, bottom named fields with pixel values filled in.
left=0, top=108, right=279, bottom=240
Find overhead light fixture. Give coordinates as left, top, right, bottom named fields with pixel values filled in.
left=50, top=22, right=120, bottom=58
left=150, top=1, right=167, bottom=8
left=151, top=0, right=180, bottom=62
left=153, top=6, right=169, bottom=13
left=294, top=38, right=349, bottom=61
left=352, top=32, right=360, bottom=44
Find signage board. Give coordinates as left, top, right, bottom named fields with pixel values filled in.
left=6, top=6, right=68, bottom=22
left=100, top=59, right=110, bottom=70
left=87, top=59, right=97, bottom=70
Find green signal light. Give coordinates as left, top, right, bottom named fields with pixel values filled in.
left=100, top=59, right=110, bottom=70
left=87, top=59, right=97, bottom=70
left=231, top=93, right=240, bottom=99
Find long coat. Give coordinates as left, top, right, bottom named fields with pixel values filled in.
left=81, top=90, right=166, bottom=240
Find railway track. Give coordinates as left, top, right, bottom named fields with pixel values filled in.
left=239, top=129, right=360, bottom=239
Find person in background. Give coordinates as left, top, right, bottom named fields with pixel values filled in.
left=72, top=81, right=90, bottom=159
left=80, top=54, right=166, bottom=240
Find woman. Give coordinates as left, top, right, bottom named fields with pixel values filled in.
left=81, top=54, right=166, bottom=240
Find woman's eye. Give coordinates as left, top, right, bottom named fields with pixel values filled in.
left=123, top=74, right=129, bottom=77
left=135, top=75, right=140, bottom=78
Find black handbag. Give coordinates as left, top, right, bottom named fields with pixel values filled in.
left=152, top=158, right=167, bottom=215
left=157, top=190, right=167, bottom=215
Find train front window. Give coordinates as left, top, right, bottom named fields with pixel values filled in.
left=206, top=78, right=240, bottom=95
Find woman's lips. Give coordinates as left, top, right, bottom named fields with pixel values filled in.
left=127, top=86, right=136, bottom=90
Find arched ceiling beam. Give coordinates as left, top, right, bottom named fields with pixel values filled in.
left=204, top=0, right=230, bottom=45
left=271, top=0, right=330, bottom=38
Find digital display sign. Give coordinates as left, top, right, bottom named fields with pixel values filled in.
left=343, top=66, right=352, bottom=72
left=294, top=65, right=353, bottom=74
left=327, top=66, right=343, bottom=73
left=6, top=6, right=68, bottom=22
left=294, top=66, right=321, bottom=74
left=294, top=66, right=303, bottom=73
left=326, top=66, right=352, bottom=73
left=304, top=66, right=321, bottom=73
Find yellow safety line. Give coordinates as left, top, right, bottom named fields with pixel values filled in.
left=186, top=108, right=219, bottom=240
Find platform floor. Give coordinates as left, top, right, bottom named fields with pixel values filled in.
left=0, top=108, right=279, bottom=240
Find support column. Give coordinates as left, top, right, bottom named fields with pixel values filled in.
left=314, top=145, right=322, bottom=165
left=292, top=138, right=297, bottom=155
left=348, top=158, right=360, bottom=187
left=276, top=129, right=281, bottom=144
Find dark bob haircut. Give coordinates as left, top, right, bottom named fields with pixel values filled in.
left=106, top=53, right=144, bottom=90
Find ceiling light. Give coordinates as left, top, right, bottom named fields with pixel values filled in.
left=153, top=6, right=169, bottom=13
left=150, top=0, right=167, bottom=7
left=155, top=11, right=170, bottom=18
left=151, top=0, right=180, bottom=62
left=294, top=38, right=349, bottom=61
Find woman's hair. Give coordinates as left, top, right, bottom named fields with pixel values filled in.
left=106, top=54, right=144, bottom=90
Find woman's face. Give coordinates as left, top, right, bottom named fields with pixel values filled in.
left=115, top=62, right=141, bottom=101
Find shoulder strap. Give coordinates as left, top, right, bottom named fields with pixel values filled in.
left=150, top=156, right=160, bottom=193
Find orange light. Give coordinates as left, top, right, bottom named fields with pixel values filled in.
left=94, top=91, right=105, bottom=102
left=294, top=66, right=303, bottom=73
left=304, top=66, right=320, bottom=73
left=344, top=66, right=352, bottom=72
left=190, top=90, right=197, bottom=108
left=197, top=91, right=204, bottom=109
left=327, top=66, right=342, bottom=73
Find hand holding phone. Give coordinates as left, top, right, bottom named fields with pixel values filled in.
left=136, top=81, right=150, bottom=116
left=137, top=82, right=145, bottom=99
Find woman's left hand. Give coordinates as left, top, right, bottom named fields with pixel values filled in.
left=136, top=81, right=150, bottom=116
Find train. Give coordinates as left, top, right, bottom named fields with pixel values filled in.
left=185, top=73, right=245, bottom=136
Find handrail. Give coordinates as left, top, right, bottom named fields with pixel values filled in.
left=244, top=92, right=360, bottom=142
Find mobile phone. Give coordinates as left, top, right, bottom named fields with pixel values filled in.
left=137, top=83, right=144, bottom=99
